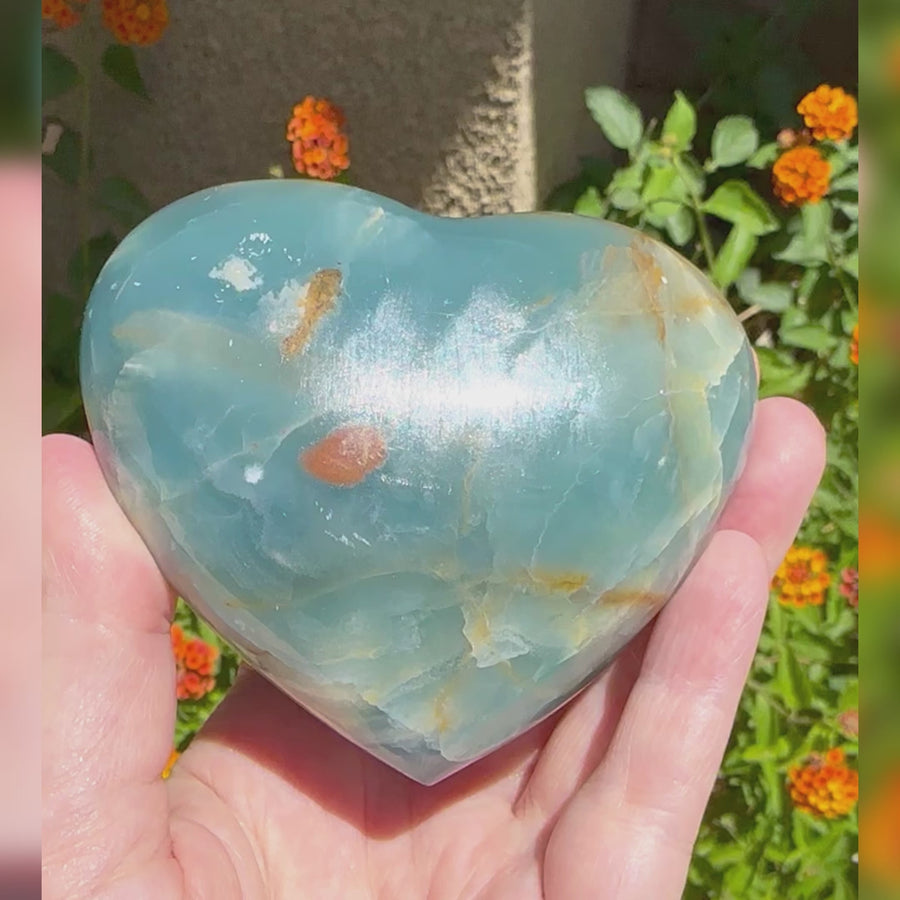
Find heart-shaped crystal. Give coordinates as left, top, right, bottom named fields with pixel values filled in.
left=80, top=180, right=755, bottom=784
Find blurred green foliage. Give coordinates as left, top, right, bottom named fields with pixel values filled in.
left=42, top=18, right=151, bottom=436
left=0, top=5, right=39, bottom=150
left=859, top=2, right=900, bottom=898
left=551, top=84, right=858, bottom=898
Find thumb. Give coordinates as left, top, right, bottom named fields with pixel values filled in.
left=42, top=434, right=178, bottom=896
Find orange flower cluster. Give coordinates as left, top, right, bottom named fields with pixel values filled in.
left=850, top=323, right=859, bottom=365
left=161, top=748, right=180, bottom=779
left=286, top=97, right=350, bottom=180
left=102, top=0, right=169, bottom=45
left=771, top=84, right=857, bottom=207
left=788, top=748, right=859, bottom=819
left=772, top=545, right=831, bottom=607
left=42, top=0, right=88, bottom=28
left=772, top=146, right=831, bottom=207
left=171, top=623, right=219, bottom=701
left=797, top=85, right=858, bottom=142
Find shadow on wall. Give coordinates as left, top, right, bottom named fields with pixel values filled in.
left=626, top=0, right=859, bottom=132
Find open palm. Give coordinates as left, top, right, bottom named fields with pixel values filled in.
left=43, top=397, right=824, bottom=900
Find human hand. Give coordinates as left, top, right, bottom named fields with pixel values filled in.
left=43, top=396, right=824, bottom=899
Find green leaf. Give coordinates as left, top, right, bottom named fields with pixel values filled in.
left=702, top=180, right=779, bottom=235
left=573, top=186, right=605, bottom=218
left=607, top=163, right=644, bottom=211
left=664, top=206, right=694, bottom=246
left=833, top=199, right=858, bottom=222
left=746, top=142, right=779, bottom=170
left=752, top=283, right=793, bottom=312
left=757, top=348, right=813, bottom=398
left=722, top=858, right=756, bottom=896
left=642, top=164, right=684, bottom=221
left=101, top=45, right=150, bottom=100
left=779, top=322, right=838, bottom=353
left=777, top=646, right=814, bottom=710
left=42, top=123, right=83, bottom=185
left=709, top=115, right=759, bottom=169
left=839, top=249, right=858, bottom=279
left=753, top=691, right=775, bottom=746
left=68, top=232, right=120, bottom=298
left=736, top=268, right=794, bottom=312
left=742, top=735, right=790, bottom=762
left=42, top=45, right=81, bottom=103
left=838, top=680, right=859, bottom=711
left=761, top=760, right=784, bottom=819
left=712, top=224, right=758, bottom=289
left=775, top=201, right=832, bottom=265
left=830, top=169, right=858, bottom=193
left=585, top=86, right=643, bottom=153
left=97, top=176, right=151, bottom=229
left=661, top=91, right=696, bottom=151
left=673, top=155, right=705, bottom=198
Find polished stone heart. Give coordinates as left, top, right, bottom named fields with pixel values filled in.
left=80, top=180, right=756, bottom=784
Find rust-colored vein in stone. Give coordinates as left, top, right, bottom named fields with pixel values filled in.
left=598, top=586, right=666, bottom=609
left=629, top=240, right=667, bottom=345
left=466, top=607, right=491, bottom=648
left=432, top=669, right=465, bottom=735
left=525, top=293, right=555, bottom=313
left=521, top=568, right=590, bottom=594
left=672, top=293, right=713, bottom=318
left=281, top=268, right=342, bottom=359
left=300, top=424, right=387, bottom=487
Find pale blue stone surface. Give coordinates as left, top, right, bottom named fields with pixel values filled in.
left=81, top=180, right=756, bottom=784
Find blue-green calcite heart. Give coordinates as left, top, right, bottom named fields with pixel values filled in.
left=81, top=180, right=756, bottom=784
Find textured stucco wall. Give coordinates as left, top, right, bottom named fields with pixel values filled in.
left=43, top=0, right=636, bottom=294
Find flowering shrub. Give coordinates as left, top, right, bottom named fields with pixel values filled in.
left=171, top=623, right=219, bottom=700
left=551, top=82, right=858, bottom=899
left=170, top=598, right=240, bottom=755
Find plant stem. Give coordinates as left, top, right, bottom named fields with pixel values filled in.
left=824, top=236, right=857, bottom=312
left=738, top=303, right=762, bottom=323
left=674, top=157, right=716, bottom=273
left=694, top=205, right=716, bottom=274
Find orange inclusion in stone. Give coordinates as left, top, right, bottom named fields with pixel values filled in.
left=301, top=425, right=387, bottom=486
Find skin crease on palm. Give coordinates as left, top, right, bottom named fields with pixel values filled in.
left=42, top=396, right=825, bottom=900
